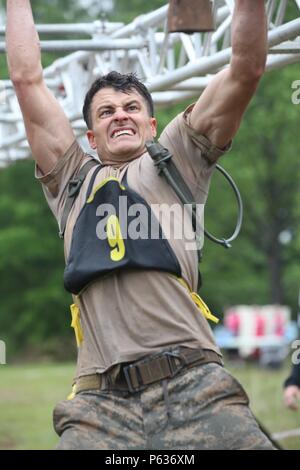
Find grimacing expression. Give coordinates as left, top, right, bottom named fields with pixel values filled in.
left=86, top=87, right=157, bottom=163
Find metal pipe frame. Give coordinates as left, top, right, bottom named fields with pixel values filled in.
left=0, top=0, right=300, bottom=164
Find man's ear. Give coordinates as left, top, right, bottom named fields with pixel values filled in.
left=86, top=130, right=97, bottom=150
left=150, top=117, right=157, bottom=138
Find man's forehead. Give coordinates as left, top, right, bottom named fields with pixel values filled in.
left=92, top=87, right=144, bottom=108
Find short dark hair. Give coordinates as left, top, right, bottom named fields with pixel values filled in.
left=82, top=71, right=154, bottom=129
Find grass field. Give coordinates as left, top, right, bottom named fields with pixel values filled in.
left=0, top=360, right=299, bottom=450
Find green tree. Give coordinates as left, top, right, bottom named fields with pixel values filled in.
left=0, top=159, right=76, bottom=359
left=113, top=0, right=165, bottom=23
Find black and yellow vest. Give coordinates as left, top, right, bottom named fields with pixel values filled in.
left=64, top=166, right=182, bottom=295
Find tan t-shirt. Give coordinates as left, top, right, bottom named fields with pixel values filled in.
left=36, top=107, right=228, bottom=378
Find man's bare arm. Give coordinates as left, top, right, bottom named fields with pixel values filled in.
left=190, top=0, right=267, bottom=149
left=6, top=0, right=75, bottom=174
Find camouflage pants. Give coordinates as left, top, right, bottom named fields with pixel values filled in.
left=53, top=363, right=275, bottom=450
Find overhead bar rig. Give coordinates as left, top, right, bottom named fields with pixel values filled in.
left=0, top=0, right=300, bottom=165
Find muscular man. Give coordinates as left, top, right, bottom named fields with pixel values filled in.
left=6, top=0, right=275, bottom=449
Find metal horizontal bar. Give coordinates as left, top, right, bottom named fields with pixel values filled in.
left=0, top=130, right=26, bottom=148
left=268, top=17, right=300, bottom=47
left=111, top=5, right=168, bottom=39
left=152, top=89, right=198, bottom=107
left=269, top=40, right=300, bottom=53
left=170, top=76, right=212, bottom=91
left=0, top=22, right=124, bottom=36
left=147, top=48, right=231, bottom=92
left=0, top=113, right=21, bottom=122
left=266, top=51, right=300, bottom=71
left=0, top=38, right=146, bottom=53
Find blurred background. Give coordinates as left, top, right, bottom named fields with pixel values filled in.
left=0, top=0, right=300, bottom=450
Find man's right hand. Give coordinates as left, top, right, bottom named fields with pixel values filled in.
left=283, top=385, right=300, bottom=411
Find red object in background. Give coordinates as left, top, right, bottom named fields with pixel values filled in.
left=274, top=310, right=285, bottom=336
left=255, top=314, right=266, bottom=337
left=225, top=310, right=240, bottom=336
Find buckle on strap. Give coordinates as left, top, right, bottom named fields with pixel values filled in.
left=68, top=177, right=85, bottom=197
left=123, top=351, right=186, bottom=393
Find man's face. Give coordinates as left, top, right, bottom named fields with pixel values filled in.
left=86, top=87, right=157, bottom=164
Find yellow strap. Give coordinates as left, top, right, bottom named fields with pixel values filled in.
left=70, top=302, right=84, bottom=347
left=67, top=384, right=77, bottom=400
left=87, top=177, right=125, bottom=203
left=177, top=277, right=219, bottom=324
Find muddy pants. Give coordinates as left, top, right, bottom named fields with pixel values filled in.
left=53, top=363, right=275, bottom=450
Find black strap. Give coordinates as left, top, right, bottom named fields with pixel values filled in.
left=145, top=142, right=196, bottom=220
left=59, top=158, right=100, bottom=239
left=85, top=163, right=103, bottom=201
left=160, top=159, right=203, bottom=275
left=145, top=140, right=243, bottom=250
left=145, top=141, right=199, bottom=231
left=146, top=141, right=203, bottom=288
